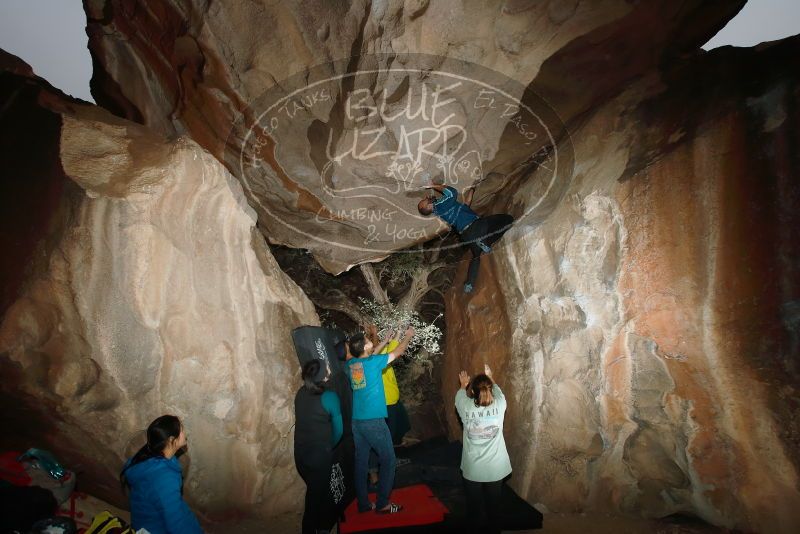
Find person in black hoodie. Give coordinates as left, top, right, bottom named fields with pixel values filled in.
left=294, top=359, right=343, bottom=534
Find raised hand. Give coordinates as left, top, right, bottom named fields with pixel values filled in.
left=484, top=364, right=493, bottom=379
left=381, top=328, right=396, bottom=342
left=364, top=323, right=378, bottom=341
left=459, top=371, right=470, bottom=389
left=386, top=325, right=416, bottom=363
left=464, top=186, right=475, bottom=205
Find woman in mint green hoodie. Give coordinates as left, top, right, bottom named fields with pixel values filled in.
left=455, top=365, right=512, bottom=534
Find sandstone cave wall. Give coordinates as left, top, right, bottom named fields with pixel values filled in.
left=442, top=38, right=800, bottom=533
left=1, top=0, right=797, bottom=530
left=0, top=62, right=318, bottom=518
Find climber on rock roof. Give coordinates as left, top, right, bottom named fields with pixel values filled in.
left=417, top=177, right=513, bottom=294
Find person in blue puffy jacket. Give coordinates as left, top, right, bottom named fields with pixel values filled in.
left=121, top=415, right=203, bottom=534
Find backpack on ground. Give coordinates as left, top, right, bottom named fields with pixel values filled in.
left=85, top=510, right=134, bottom=534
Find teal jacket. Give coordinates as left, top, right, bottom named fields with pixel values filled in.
left=123, top=456, right=203, bottom=534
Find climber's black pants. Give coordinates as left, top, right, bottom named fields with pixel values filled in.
left=460, top=214, right=514, bottom=288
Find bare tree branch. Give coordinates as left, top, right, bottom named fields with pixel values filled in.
left=427, top=244, right=441, bottom=263
left=420, top=299, right=446, bottom=311
left=311, top=289, right=369, bottom=326
left=377, top=262, right=389, bottom=281
left=398, top=262, right=447, bottom=312
left=426, top=287, right=447, bottom=301
left=360, top=263, right=390, bottom=305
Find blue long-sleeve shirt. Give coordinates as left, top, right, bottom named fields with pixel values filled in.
left=123, top=456, right=203, bottom=534
left=433, top=186, right=479, bottom=233
left=321, top=390, right=343, bottom=446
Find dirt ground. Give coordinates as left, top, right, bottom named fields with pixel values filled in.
left=526, top=512, right=728, bottom=533
left=203, top=510, right=729, bottom=534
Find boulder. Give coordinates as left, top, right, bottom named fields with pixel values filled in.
left=442, top=36, right=800, bottom=532
left=0, top=54, right=318, bottom=517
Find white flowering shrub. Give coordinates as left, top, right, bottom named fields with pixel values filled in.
left=358, top=298, right=443, bottom=358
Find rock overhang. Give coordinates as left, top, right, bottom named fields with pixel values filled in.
left=83, top=0, right=744, bottom=272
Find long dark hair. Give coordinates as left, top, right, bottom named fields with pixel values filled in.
left=334, top=340, right=349, bottom=361
left=469, top=374, right=494, bottom=407
left=120, top=415, right=182, bottom=489
left=302, top=359, right=325, bottom=395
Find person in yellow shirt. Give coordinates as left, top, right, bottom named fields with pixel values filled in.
left=379, top=339, right=410, bottom=446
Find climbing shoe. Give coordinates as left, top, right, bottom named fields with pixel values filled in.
left=358, top=502, right=376, bottom=513
left=376, top=503, right=404, bottom=514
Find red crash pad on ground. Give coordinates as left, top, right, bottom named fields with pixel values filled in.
left=0, top=451, right=31, bottom=486
left=339, top=484, right=448, bottom=533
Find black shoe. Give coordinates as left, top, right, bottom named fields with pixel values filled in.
left=358, top=502, right=376, bottom=513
